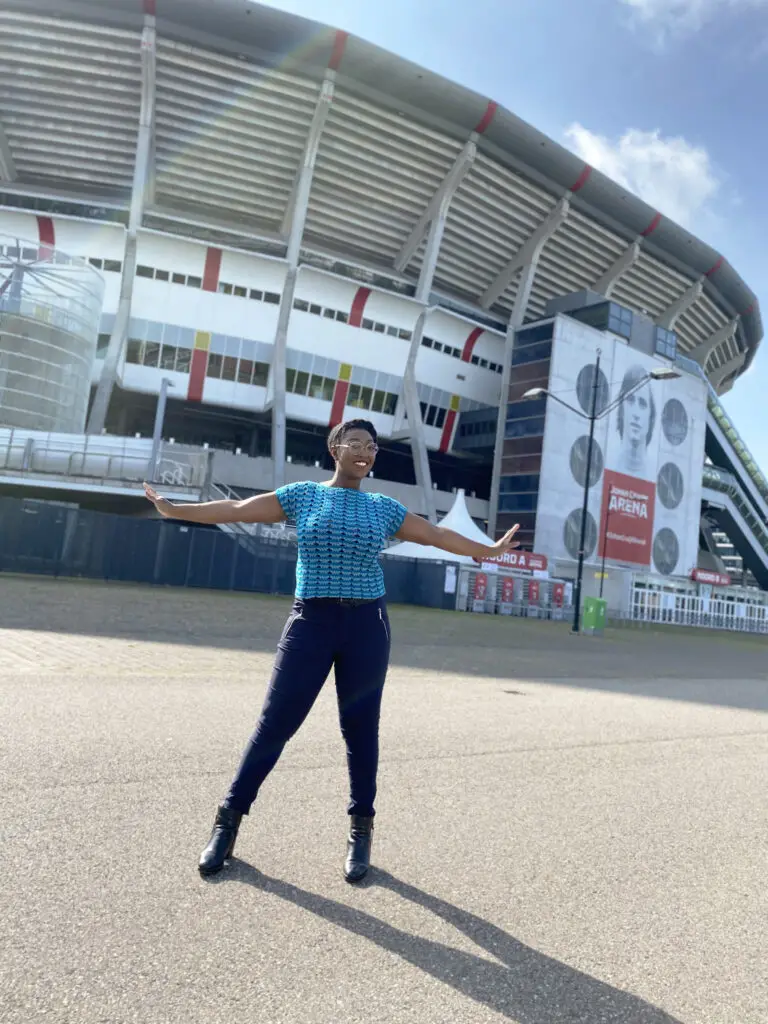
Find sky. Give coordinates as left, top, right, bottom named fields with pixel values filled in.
left=258, top=0, right=767, bottom=472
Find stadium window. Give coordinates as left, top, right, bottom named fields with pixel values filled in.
left=362, top=318, right=374, bottom=331
left=155, top=269, right=169, bottom=282
left=286, top=368, right=296, bottom=391
left=252, top=361, right=269, bottom=387
left=323, top=308, right=336, bottom=319
left=219, top=282, right=234, bottom=296
left=143, top=342, right=160, bottom=368
left=125, top=339, right=143, bottom=365
left=398, top=329, right=412, bottom=341
left=374, top=322, right=385, bottom=334
left=452, top=348, right=461, bottom=358
left=264, top=291, right=280, bottom=304
left=435, top=407, right=446, bottom=429
left=89, top=258, right=103, bottom=270
left=96, top=334, right=110, bottom=357
left=371, top=389, right=386, bottom=413
left=335, top=310, right=349, bottom=324
left=422, top=337, right=433, bottom=348
left=175, top=348, right=191, bottom=373
left=103, top=259, right=122, bottom=273
left=433, top=341, right=443, bottom=352
left=187, top=275, right=202, bottom=289
left=470, top=355, right=479, bottom=365
left=383, top=392, right=398, bottom=416
left=249, top=288, right=263, bottom=301
left=233, top=285, right=247, bottom=298
left=420, top=401, right=428, bottom=420
left=347, top=383, right=362, bottom=407
left=221, top=356, right=238, bottom=381
left=426, top=405, right=437, bottom=427
left=294, top=298, right=309, bottom=312
left=386, top=325, right=399, bottom=337
left=359, top=386, right=373, bottom=408
left=238, top=359, right=254, bottom=384
left=206, top=354, right=223, bottom=379
left=136, top=265, right=154, bottom=279
left=655, top=326, right=677, bottom=360
left=309, top=303, right=322, bottom=316
left=294, top=370, right=310, bottom=395
left=172, top=273, right=186, bottom=285
left=159, top=345, right=176, bottom=370
left=480, top=358, right=488, bottom=368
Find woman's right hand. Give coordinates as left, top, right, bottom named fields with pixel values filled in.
left=144, top=482, right=176, bottom=519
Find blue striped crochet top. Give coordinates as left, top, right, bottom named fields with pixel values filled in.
left=275, top=481, right=408, bottom=600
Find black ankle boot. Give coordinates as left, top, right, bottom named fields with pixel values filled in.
left=344, top=815, right=374, bottom=883
left=198, top=804, right=242, bottom=876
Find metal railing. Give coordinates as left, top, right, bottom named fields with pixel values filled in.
left=629, top=586, right=768, bottom=634
left=0, top=429, right=207, bottom=492
left=677, top=353, right=768, bottom=507
left=702, top=464, right=768, bottom=562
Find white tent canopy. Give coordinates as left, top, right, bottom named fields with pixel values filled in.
left=384, top=489, right=492, bottom=564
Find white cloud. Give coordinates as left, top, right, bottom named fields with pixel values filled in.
left=622, top=0, right=768, bottom=35
left=564, top=124, right=721, bottom=231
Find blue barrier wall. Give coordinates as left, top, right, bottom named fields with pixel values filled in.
left=0, top=497, right=454, bottom=608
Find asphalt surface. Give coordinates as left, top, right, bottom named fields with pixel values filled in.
left=1, top=576, right=766, bottom=1024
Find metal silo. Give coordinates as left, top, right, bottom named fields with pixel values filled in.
left=0, top=234, right=104, bottom=433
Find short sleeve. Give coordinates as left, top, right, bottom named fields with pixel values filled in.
left=275, top=481, right=306, bottom=523
left=378, top=495, right=407, bottom=537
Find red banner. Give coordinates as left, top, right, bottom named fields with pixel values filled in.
left=500, top=577, right=516, bottom=604
left=484, top=550, right=548, bottom=571
left=528, top=580, right=540, bottom=604
left=552, top=582, right=564, bottom=607
left=691, top=568, right=731, bottom=587
left=599, top=470, right=655, bottom=567
left=474, top=573, right=488, bottom=601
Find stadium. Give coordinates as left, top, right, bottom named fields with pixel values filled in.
left=1, top=0, right=767, bottom=620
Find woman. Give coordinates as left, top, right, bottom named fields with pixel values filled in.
left=144, top=418, right=520, bottom=882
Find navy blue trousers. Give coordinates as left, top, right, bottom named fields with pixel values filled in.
left=224, top=597, right=391, bottom=818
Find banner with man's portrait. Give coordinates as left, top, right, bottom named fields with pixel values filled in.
left=533, top=317, right=707, bottom=577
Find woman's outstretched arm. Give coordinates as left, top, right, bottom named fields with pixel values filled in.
left=395, top=512, right=519, bottom=562
left=144, top=483, right=285, bottom=525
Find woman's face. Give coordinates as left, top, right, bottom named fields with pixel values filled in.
left=332, top=428, right=377, bottom=479
left=624, top=390, right=651, bottom=448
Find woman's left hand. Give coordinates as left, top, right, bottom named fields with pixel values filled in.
left=474, top=524, right=521, bottom=564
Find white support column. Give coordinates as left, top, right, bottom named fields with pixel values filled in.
left=487, top=201, right=569, bottom=539
left=0, top=120, right=16, bottom=181
left=657, top=276, right=704, bottom=330
left=689, top=318, right=739, bottom=368
left=480, top=197, right=570, bottom=310
left=592, top=238, right=640, bottom=297
left=391, top=141, right=477, bottom=523
left=394, top=138, right=477, bottom=274
left=87, top=9, right=156, bottom=435
left=270, top=74, right=335, bottom=489
left=712, top=351, right=746, bottom=392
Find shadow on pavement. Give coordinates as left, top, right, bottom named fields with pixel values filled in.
left=218, top=862, right=683, bottom=1023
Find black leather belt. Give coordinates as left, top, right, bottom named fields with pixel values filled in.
left=305, top=597, right=379, bottom=607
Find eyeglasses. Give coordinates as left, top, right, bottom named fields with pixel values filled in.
left=337, top=442, right=379, bottom=454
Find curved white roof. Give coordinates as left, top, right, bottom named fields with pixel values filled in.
left=0, top=0, right=760, bottom=392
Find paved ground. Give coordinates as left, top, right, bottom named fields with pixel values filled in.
left=1, top=575, right=766, bottom=1024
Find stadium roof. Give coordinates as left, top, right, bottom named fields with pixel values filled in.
left=0, top=0, right=761, bottom=390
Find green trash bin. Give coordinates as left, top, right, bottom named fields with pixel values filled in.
left=582, top=597, right=607, bottom=635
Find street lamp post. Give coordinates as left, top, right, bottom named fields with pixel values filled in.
left=523, top=362, right=680, bottom=634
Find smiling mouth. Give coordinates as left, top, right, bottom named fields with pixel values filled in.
left=354, top=461, right=369, bottom=469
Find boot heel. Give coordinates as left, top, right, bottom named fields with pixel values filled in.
left=198, top=805, right=242, bottom=876
left=344, top=815, right=374, bottom=883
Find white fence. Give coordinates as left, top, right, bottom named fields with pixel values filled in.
left=629, top=587, right=768, bottom=634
